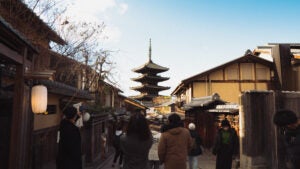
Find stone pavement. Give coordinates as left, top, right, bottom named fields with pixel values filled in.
left=96, top=149, right=216, bottom=169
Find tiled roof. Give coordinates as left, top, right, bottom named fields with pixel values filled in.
left=39, top=80, right=92, bottom=100
left=131, top=74, right=169, bottom=82
left=132, top=61, right=169, bottom=73
left=131, top=85, right=170, bottom=92
left=0, top=16, right=37, bottom=51
left=183, top=93, right=225, bottom=111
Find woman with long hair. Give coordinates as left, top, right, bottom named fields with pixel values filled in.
left=120, top=112, right=153, bottom=169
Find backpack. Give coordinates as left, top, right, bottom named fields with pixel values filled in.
left=113, top=133, right=123, bottom=148
left=191, top=137, right=198, bottom=149
left=190, top=135, right=203, bottom=155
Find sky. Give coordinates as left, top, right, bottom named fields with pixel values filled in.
left=49, top=0, right=300, bottom=96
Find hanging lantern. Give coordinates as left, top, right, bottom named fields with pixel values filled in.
left=31, top=85, right=48, bottom=114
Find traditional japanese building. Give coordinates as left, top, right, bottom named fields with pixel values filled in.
left=131, top=40, right=170, bottom=106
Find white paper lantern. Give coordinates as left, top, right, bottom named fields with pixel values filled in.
left=31, top=85, right=48, bottom=114
left=83, top=112, right=91, bottom=122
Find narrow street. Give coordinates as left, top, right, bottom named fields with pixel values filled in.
left=96, top=149, right=216, bottom=169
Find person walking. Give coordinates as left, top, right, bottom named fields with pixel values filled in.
left=158, top=113, right=193, bottom=169
left=148, top=130, right=161, bottom=169
left=273, top=109, right=300, bottom=169
left=188, top=123, right=203, bottom=169
left=120, top=112, right=153, bottom=169
left=212, top=119, right=239, bottom=169
left=112, top=125, right=124, bottom=168
left=56, top=107, right=82, bottom=169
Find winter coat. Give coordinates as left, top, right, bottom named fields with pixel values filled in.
left=188, top=130, right=203, bottom=156
left=113, top=130, right=123, bottom=150
left=212, top=128, right=239, bottom=156
left=120, top=134, right=153, bottom=169
left=284, top=126, right=300, bottom=168
left=213, top=128, right=239, bottom=169
left=158, top=127, right=193, bottom=169
left=56, top=119, right=82, bottom=169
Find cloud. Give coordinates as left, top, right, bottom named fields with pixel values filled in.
left=102, top=25, right=122, bottom=43
left=119, top=3, right=128, bottom=15
left=62, top=0, right=128, bottom=44
left=71, top=0, right=116, bottom=14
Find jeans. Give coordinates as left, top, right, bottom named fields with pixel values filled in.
left=188, top=156, right=199, bottom=169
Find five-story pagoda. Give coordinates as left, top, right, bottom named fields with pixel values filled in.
left=131, top=40, right=170, bottom=106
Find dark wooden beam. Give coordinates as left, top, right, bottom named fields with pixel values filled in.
left=0, top=43, right=23, bottom=64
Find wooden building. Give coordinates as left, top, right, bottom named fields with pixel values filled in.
left=131, top=40, right=170, bottom=106
left=172, top=51, right=278, bottom=104
left=254, top=43, right=300, bottom=91
left=172, top=51, right=278, bottom=148
left=0, top=16, right=38, bottom=169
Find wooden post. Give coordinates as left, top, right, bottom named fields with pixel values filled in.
left=9, top=67, right=33, bottom=168
left=240, top=91, right=276, bottom=169
left=9, top=47, right=33, bottom=169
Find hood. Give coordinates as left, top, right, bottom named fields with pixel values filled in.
left=167, top=127, right=182, bottom=135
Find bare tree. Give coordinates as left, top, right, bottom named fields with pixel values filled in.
left=22, top=0, right=117, bottom=91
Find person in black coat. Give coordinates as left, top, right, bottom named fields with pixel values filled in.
left=56, top=107, right=82, bottom=169
left=188, top=123, right=202, bottom=169
left=213, top=119, right=239, bottom=169
left=112, top=125, right=124, bottom=168
left=274, top=109, right=300, bottom=169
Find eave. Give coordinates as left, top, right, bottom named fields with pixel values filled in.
left=131, top=85, right=170, bottom=92
left=132, top=61, right=169, bottom=73
left=131, top=74, right=169, bottom=82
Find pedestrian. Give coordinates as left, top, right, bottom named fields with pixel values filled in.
left=56, top=106, right=82, bottom=169
left=158, top=113, right=193, bottom=169
left=112, top=125, right=124, bottom=168
left=120, top=112, right=153, bottom=169
left=149, top=130, right=161, bottom=169
left=188, top=123, right=203, bottom=169
left=212, top=119, right=239, bottom=169
left=273, top=109, right=300, bottom=169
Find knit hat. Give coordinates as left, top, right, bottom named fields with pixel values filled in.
left=188, top=123, right=196, bottom=130
left=221, top=119, right=230, bottom=127
left=273, top=109, right=298, bottom=127
left=63, top=107, right=78, bottom=119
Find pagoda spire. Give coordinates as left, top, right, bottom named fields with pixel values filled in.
left=149, top=38, right=152, bottom=62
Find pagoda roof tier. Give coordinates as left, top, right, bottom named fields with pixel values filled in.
left=132, top=60, right=169, bottom=74
left=131, top=74, right=169, bottom=82
left=130, top=94, right=159, bottom=101
left=131, top=85, right=170, bottom=92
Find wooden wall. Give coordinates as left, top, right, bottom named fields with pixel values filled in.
left=34, top=94, right=62, bottom=130
left=32, top=126, right=59, bottom=169
left=240, top=91, right=300, bottom=169
left=191, top=63, right=273, bottom=103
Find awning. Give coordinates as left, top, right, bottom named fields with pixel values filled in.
left=183, top=93, right=225, bottom=111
